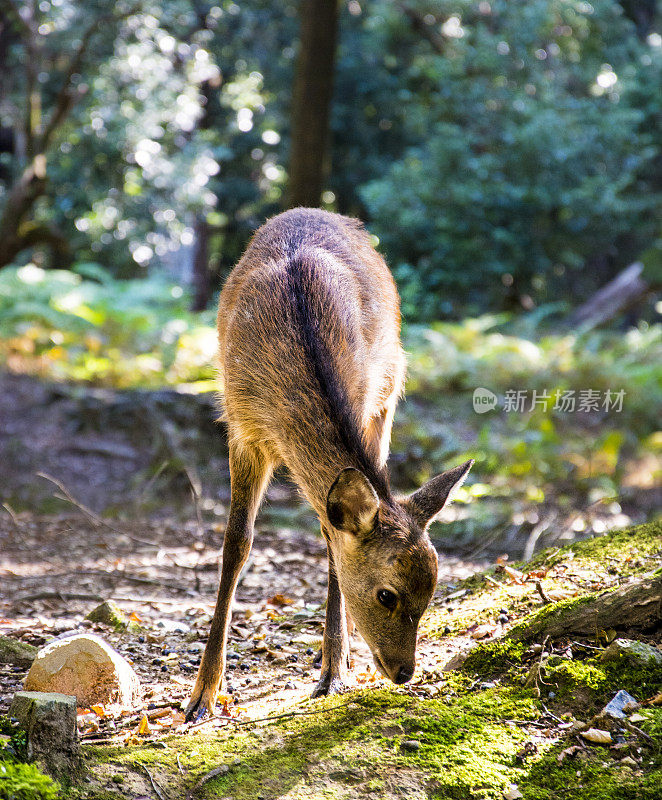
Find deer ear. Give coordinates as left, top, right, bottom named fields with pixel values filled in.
left=404, top=459, right=474, bottom=530
left=326, top=468, right=379, bottom=536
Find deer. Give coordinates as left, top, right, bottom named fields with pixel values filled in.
left=185, top=207, right=473, bottom=721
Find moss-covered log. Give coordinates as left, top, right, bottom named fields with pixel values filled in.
left=509, top=573, right=662, bottom=642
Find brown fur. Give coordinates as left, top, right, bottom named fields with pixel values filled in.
left=185, top=208, right=472, bottom=720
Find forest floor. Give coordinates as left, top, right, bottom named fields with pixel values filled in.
left=1, top=513, right=661, bottom=800
left=0, top=372, right=661, bottom=800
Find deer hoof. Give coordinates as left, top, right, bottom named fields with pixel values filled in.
left=311, top=671, right=346, bottom=698
left=185, top=688, right=217, bottom=722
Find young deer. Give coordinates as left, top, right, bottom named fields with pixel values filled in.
left=185, top=208, right=472, bottom=721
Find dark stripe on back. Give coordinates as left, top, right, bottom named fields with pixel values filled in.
left=283, top=254, right=390, bottom=499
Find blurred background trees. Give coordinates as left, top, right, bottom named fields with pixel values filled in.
left=0, top=0, right=660, bottom=322
left=0, top=0, right=660, bottom=553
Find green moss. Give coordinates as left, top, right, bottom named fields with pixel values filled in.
left=601, top=654, right=662, bottom=699
left=0, top=759, right=59, bottom=800
left=545, top=659, right=607, bottom=701
left=70, top=688, right=541, bottom=800
left=521, top=747, right=662, bottom=800
left=463, top=640, right=526, bottom=676
left=523, top=521, right=662, bottom=576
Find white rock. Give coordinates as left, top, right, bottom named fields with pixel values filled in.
left=24, top=633, right=141, bottom=707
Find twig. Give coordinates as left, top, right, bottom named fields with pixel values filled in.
left=185, top=766, right=229, bottom=799
left=141, top=764, right=167, bottom=800
left=176, top=753, right=184, bottom=774
left=1, top=502, right=20, bottom=529
left=523, top=515, right=555, bottom=562
left=0, top=568, right=191, bottom=592
left=12, top=591, right=104, bottom=606
left=535, top=581, right=551, bottom=604
left=36, top=471, right=160, bottom=548
left=621, top=718, right=654, bottom=744
left=570, top=640, right=603, bottom=651
left=187, top=700, right=353, bottom=732
left=540, top=701, right=564, bottom=724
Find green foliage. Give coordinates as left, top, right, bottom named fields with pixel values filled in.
left=0, top=265, right=216, bottom=388
left=359, top=0, right=662, bottom=318
left=2, top=0, right=662, bottom=320
left=0, top=761, right=59, bottom=800
left=0, top=719, right=59, bottom=800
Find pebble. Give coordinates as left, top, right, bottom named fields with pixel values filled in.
left=401, top=740, right=421, bottom=752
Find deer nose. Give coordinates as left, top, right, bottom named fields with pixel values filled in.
left=394, top=664, right=415, bottom=684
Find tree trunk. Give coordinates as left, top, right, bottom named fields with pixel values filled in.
left=288, top=0, right=339, bottom=209
left=567, top=262, right=657, bottom=331
left=509, top=574, right=662, bottom=642
left=190, top=215, right=212, bottom=312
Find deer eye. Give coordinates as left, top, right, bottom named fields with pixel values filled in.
left=377, top=589, right=397, bottom=611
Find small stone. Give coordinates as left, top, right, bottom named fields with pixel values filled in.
left=0, top=635, right=38, bottom=668
left=497, top=614, right=509, bottom=624
left=401, top=739, right=421, bottom=752
left=86, top=601, right=128, bottom=631
left=284, top=681, right=297, bottom=690
left=548, top=691, right=556, bottom=700
left=602, top=690, right=639, bottom=719
left=480, top=681, right=497, bottom=690
left=9, top=691, right=79, bottom=774
left=24, top=633, right=141, bottom=707
left=601, top=639, right=662, bottom=668
left=619, top=756, right=638, bottom=768
left=156, top=619, right=190, bottom=634
left=504, top=785, right=523, bottom=800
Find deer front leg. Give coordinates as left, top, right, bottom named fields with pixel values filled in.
left=185, top=443, right=271, bottom=722
left=312, top=540, right=349, bottom=697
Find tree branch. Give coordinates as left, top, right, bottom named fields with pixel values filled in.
left=400, top=3, right=446, bottom=55
left=38, top=3, right=141, bottom=153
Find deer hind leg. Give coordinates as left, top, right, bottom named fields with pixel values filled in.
left=185, top=439, right=272, bottom=721
left=365, top=398, right=396, bottom=469
left=312, top=533, right=350, bottom=697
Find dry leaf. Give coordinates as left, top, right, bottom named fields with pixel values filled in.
left=137, top=715, right=150, bottom=735
left=557, top=745, right=583, bottom=763
left=172, top=711, right=186, bottom=727
left=91, top=705, right=107, bottom=718
left=581, top=728, right=612, bottom=744
left=128, top=611, right=142, bottom=622
left=502, top=565, right=525, bottom=584
left=266, top=594, right=294, bottom=606
left=544, top=588, right=577, bottom=602
left=471, top=624, right=496, bottom=640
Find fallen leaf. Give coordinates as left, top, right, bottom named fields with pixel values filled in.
left=91, top=705, right=107, bottom=718
left=137, top=715, right=150, bottom=736
left=557, top=745, right=583, bottom=763
left=502, top=565, right=525, bottom=584
left=581, top=728, right=612, bottom=744
left=128, top=611, right=142, bottom=622
left=266, top=594, right=295, bottom=606
left=471, top=624, right=496, bottom=640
